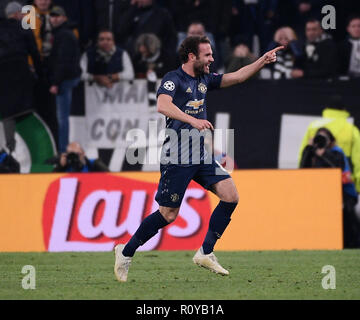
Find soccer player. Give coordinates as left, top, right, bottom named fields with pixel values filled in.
left=114, top=36, right=283, bottom=282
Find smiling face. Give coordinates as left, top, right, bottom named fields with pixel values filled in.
left=192, top=43, right=214, bottom=76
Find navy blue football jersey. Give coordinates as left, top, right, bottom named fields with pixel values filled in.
left=156, top=67, right=223, bottom=165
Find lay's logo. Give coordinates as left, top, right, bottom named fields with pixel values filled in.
left=42, top=174, right=212, bottom=252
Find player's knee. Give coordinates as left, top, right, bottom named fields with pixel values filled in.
left=163, top=211, right=178, bottom=223
left=231, top=192, right=240, bottom=204
left=230, top=185, right=240, bottom=203
left=159, top=207, right=179, bottom=223
left=221, top=190, right=239, bottom=204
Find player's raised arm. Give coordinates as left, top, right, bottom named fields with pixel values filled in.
left=157, top=94, right=214, bottom=131
left=220, top=46, right=284, bottom=88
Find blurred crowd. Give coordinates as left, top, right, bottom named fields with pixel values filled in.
left=0, top=0, right=360, bottom=79
left=1, top=0, right=360, bottom=156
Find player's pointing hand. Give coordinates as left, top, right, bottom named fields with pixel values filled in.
left=262, top=46, right=285, bottom=64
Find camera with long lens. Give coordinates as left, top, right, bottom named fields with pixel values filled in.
left=313, top=134, right=328, bottom=149
left=66, top=152, right=83, bottom=171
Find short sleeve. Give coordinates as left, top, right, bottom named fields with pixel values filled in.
left=207, top=73, right=223, bottom=91
left=157, top=72, right=178, bottom=99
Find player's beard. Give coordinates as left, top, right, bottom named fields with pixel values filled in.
left=193, top=60, right=209, bottom=77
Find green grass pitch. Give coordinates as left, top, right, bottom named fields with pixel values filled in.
left=0, top=250, right=359, bottom=300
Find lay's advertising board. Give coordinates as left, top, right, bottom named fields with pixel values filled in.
left=0, top=169, right=343, bottom=252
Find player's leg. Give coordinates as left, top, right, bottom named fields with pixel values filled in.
left=114, top=164, right=195, bottom=282
left=122, top=163, right=193, bottom=258
left=121, top=206, right=180, bottom=258
left=114, top=206, right=179, bottom=282
left=192, top=161, right=239, bottom=275
left=201, top=177, right=239, bottom=255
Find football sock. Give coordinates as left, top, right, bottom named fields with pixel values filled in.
left=202, top=201, right=237, bottom=254
left=122, top=210, right=169, bottom=257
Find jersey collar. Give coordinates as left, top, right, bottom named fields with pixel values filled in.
left=180, top=66, right=197, bottom=80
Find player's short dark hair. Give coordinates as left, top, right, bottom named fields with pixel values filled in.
left=178, top=36, right=211, bottom=64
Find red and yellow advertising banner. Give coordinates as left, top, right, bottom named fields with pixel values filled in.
left=0, top=169, right=343, bottom=252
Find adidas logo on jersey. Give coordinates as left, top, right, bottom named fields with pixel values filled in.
left=186, top=87, right=192, bottom=93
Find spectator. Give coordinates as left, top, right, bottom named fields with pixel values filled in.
left=299, top=127, right=360, bottom=248
left=225, top=43, right=258, bottom=76
left=29, top=0, right=59, bottom=144
left=169, top=0, right=217, bottom=35
left=267, top=26, right=303, bottom=79
left=338, top=15, right=360, bottom=78
left=209, top=0, right=232, bottom=40
left=93, top=0, right=131, bottom=44
left=298, top=95, right=360, bottom=195
left=209, top=0, right=232, bottom=72
left=80, top=29, right=134, bottom=87
left=0, top=0, right=26, bottom=18
left=230, top=0, right=279, bottom=55
left=177, top=21, right=219, bottom=72
left=0, top=1, right=42, bottom=153
left=31, top=0, right=80, bottom=144
left=328, top=0, right=360, bottom=42
left=287, top=1, right=327, bottom=41
left=169, top=0, right=231, bottom=70
left=32, top=0, right=53, bottom=59
left=177, top=21, right=216, bottom=49
left=115, top=0, right=177, bottom=57
left=48, top=6, right=81, bottom=153
left=133, top=33, right=177, bottom=79
left=31, top=0, right=80, bottom=57
left=53, top=0, right=96, bottom=50
left=53, top=142, right=109, bottom=172
left=291, top=19, right=338, bottom=79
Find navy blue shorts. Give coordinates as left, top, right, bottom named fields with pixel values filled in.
left=155, top=159, right=231, bottom=208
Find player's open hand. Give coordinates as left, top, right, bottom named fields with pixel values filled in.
left=262, top=46, right=284, bottom=64
left=190, top=118, right=214, bottom=131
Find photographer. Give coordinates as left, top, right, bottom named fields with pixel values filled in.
left=300, top=127, right=360, bottom=248
left=300, top=127, right=345, bottom=169
left=52, top=142, right=109, bottom=173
